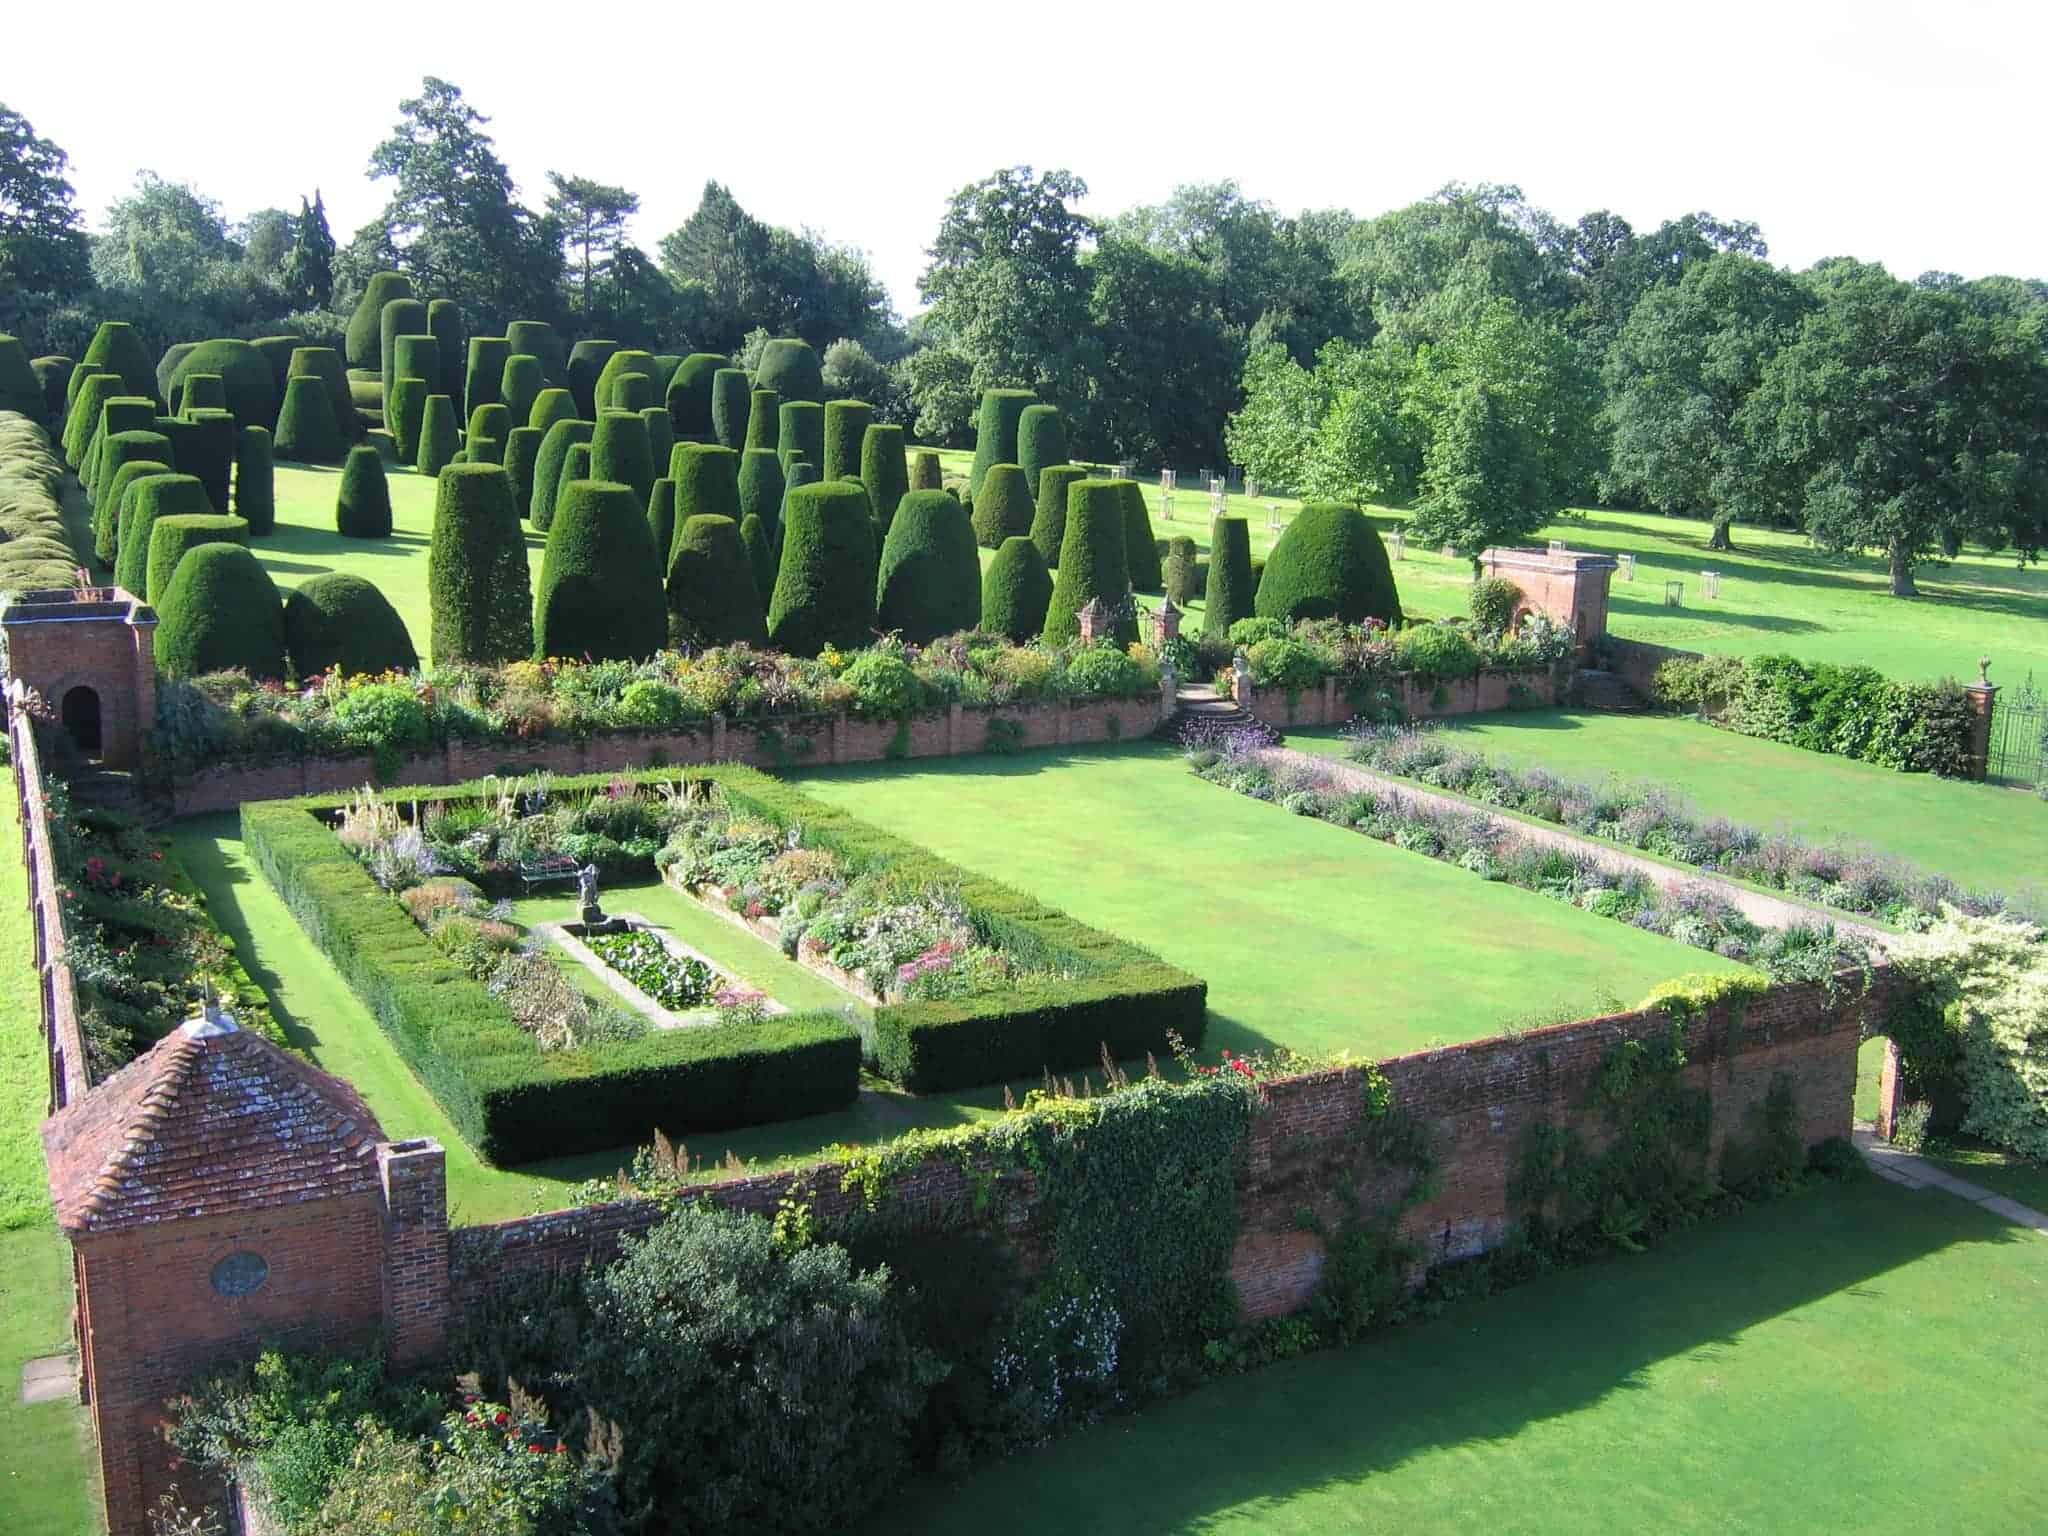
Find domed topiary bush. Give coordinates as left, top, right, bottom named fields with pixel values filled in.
left=744, top=388, right=779, bottom=454
left=596, top=350, right=662, bottom=415
left=503, top=426, right=545, bottom=514
left=335, top=444, right=393, bottom=538
left=274, top=375, right=344, bottom=463
left=566, top=339, right=618, bottom=417
left=1043, top=478, right=1134, bottom=645
left=666, top=514, right=767, bottom=648
left=248, top=335, right=299, bottom=401
left=287, top=346, right=357, bottom=444
left=388, top=376, right=429, bottom=463
left=822, top=400, right=872, bottom=484
left=1254, top=502, right=1403, bottom=626
left=591, top=410, right=655, bottom=508
left=711, top=369, right=751, bottom=449
left=380, top=298, right=430, bottom=410
left=981, top=536, right=1053, bottom=643
left=152, top=344, right=193, bottom=407
left=737, top=449, right=784, bottom=544
left=91, top=428, right=171, bottom=522
left=427, top=299, right=464, bottom=397
left=529, top=417, right=594, bottom=530
left=970, top=388, right=1036, bottom=500
left=153, top=542, right=287, bottom=680
left=859, top=424, right=909, bottom=533
left=647, top=478, right=678, bottom=568
left=665, top=353, right=724, bottom=437
left=1117, top=481, right=1163, bottom=592
left=503, top=321, right=563, bottom=386
left=1031, top=463, right=1086, bottom=569
left=498, top=352, right=541, bottom=431
left=1164, top=536, right=1200, bottom=606
left=535, top=479, right=667, bottom=661
left=284, top=572, right=419, bottom=680
left=739, top=512, right=774, bottom=600
left=640, top=407, right=674, bottom=486
left=1202, top=516, right=1256, bottom=641
left=236, top=425, right=275, bottom=535
left=766, top=481, right=877, bottom=655
left=96, top=459, right=172, bottom=565
left=778, top=400, right=823, bottom=474
left=528, top=386, right=576, bottom=434
left=428, top=464, right=532, bottom=664
left=1016, top=404, right=1066, bottom=497
left=81, top=320, right=158, bottom=403
left=345, top=272, right=413, bottom=368
left=755, top=338, right=822, bottom=404
left=146, top=513, right=249, bottom=605
left=875, top=489, right=980, bottom=643
left=176, top=372, right=225, bottom=414
left=416, top=394, right=459, bottom=476
left=970, top=463, right=1033, bottom=549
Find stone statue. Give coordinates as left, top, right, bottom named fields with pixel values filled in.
left=577, top=863, right=599, bottom=909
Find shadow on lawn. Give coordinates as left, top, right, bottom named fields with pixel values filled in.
left=878, top=1179, right=2028, bottom=1534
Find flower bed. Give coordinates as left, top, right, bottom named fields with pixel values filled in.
left=586, top=928, right=724, bottom=1011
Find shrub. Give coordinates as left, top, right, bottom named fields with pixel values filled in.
left=81, top=319, right=157, bottom=402
left=386, top=336, right=438, bottom=404
left=739, top=512, right=775, bottom=600
left=1470, top=574, right=1522, bottom=633
left=155, top=543, right=286, bottom=680
left=379, top=298, right=430, bottom=411
left=287, top=346, right=358, bottom=444
left=1016, top=403, right=1066, bottom=496
left=1394, top=622, right=1481, bottom=682
left=335, top=444, right=393, bottom=538
left=665, top=352, right=724, bottom=436
left=565, top=338, right=617, bottom=417
left=236, top=425, right=275, bottom=534
left=528, top=385, right=576, bottom=434
left=737, top=448, right=785, bottom=543
left=32, top=354, right=74, bottom=420
left=284, top=573, right=418, bottom=680
left=646, top=476, right=677, bottom=567
left=416, top=394, right=459, bottom=476
left=535, top=479, right=667, bottom=661
left=95, top=458, right=172, bottom=565
left=672, top=443, right=742, bottom=536
left=146, top=513, right=249, bottom=605
left=639, top=406, right=674, bottom=489
left=466, top=402, right=511, bottom=449
left=780, top=460, right=821, bottom=532
left=607, top=376, right=652, bottom=416
left=345, top=271, right=413, bottom=368
left=860, top=424, right=909, bottom=532
left=497, top=351, right=541, bottom=431
left=711, top=368, right=751, bottom=448
left=90, top=428, right=170, bottom=523
left=1202, top=516, right=1256, bottom=642
left=1067, top=644, right=1144, bottom=697
left=248, top=335, right=300, bottom=399
left=177, top=372, right=225, bottom=413
left=274, top=374, right=344, bottom=463
left=822, top=399, right=872, bottom=483
left=0, top=334, right=42, bottom=417
left=429, top=464, right=533, bottom=664
left=502, top=425, right=545, bottom=516
left=667, top=515, right=767, bottom=649
left=767, top=480, right=879, bottom=655
left=1117, top=480, right=1163, bottom=592
left=1043, top=478, right=1133, bottom=644
left=615, top=678, right=688, bottom=727
left=117, top=473, right=210, bottom=596
left=1894, top=911, right=2048, bottom=1160
left=981, top=536, right=1052, bottom=643
left=177, top=408, right=237, bottom=514
left=528, top=417, right=594, bottom=530
left=561, top=442, right=592, bottom=496
left=502, top=321, right=563, bottom=386
left=388, top=376, right=429, bottom=463
left=910, top=449, right=941, bottom=490
left=1246, top=636, right=1323, bottom=695
left=1031, top=462, right=1087, bottom=568
left=1164, top=536, right=1200, bottom=605
left=970, top=463, right=1034, bottom=549
left=595, top=349, right=661, bottom=415
left=424, top=295, right=463, bottom=388
left=87, top=398, right=157, bottom=498
left=969, top=388, right=1036, bottom=500
left=756, top=337, right=823, bottom=403
left=842, top=649, right=920, bottom=717
left=743, top=387, right=780, bottom=454
left=62, top=371, right=124, bottom=466
left=590, top=409, right=655, bottom=508
left=778, top=399, right=824, bottom=474
left=1255, top=502, right=1403, bottom=625
left=875, top=489, right=981, bottom=642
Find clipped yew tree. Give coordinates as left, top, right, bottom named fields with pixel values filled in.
left=737, top=449, right=784, bottom=543
left=667, top=514, right=767, bottom=648
left=152, top=345, right=193, bottom=407
left=287, top=346, right=357, bottom=443
left=755, top=338, right=822, bottom=403
left=1016, top=404, right=1067, bottom=496
left=92, top=429, right=172, bottom=524
left=970, top=463, right=1033, bottom=549
left=179, top=410, right=238, bottom=515
left=743, top=388, right=779, bottom=454
left=767, top=480, right=877, bottom=655
left=503, top=320, right=564, bottom=384
left=466, top=403, right=511, bottom=449
left=345, top=271, right=413, bottom=368
left=81, top=320, right=158, bottom=403
left=146, top=513, right=249, bottom=605
left=875, top=489, right=980, bottom=642
left=427, top=299, right=465, bottom=398
left=1043, top=478, right=1133, bottom=645
left=335, top=444, right=393, bottom=537
left=388, top=376, right=429, bottom=463
left=0, top=334, right=43, bottom=416
left=910, top=449, right=942, bottom=490
left=379, top=297, right=430, bottom=408
left=665, top=352, right=724, bottom=437
left=391, top=335, right=440, bottom=410
left=284, top=572, right=418, bottom=680
left=560, top=443, right=593, bottom=503
left=62, top=372, right=124, bottom=466
left=1031, top=462, right=1086, bottom=569
left=95, top=461, right=172, bottom=565
left=176, top=372, right=225, bottom=414
left=639, top=407, right=674, bottom=485
left=969, top=388, right=1036, bottom=500
left=428, top=463, right=532, bottom=663
left=249, top=336, right=299, bottom=401
left=528, top=386, right=576, bottom=433
left=566, top=338, right=618, bottom=417
left=503, top=426, right=544, bottom=514
left=1201, top=515, right=1256, bottom=641
left=274, top=375, right=343, bottom=463
left=236, top=426, right=275, bottom=534
left=416, top=394, right=460, bottom=476
left=822, top=399, right=872, bottom=483
left=154, top=543, right=285, bottom=679
left=981, top=535, right=1053, bottom=643
left=860, top=424, right=909, bottom=532
left=1164, top=536, right=1200, bottom=605
left=672, top=443, right=742, bottom=542
left=1254, top=501, right=1403, bottom=625
left=596, top=349, right=662, bottom=415
left=710, top=368, right=751, bottom=449
left=535, top=479, right=666, bottom=661
left=499, top=352, right=541, bottom=430
left=739, top=512, right=774, bottom=599
left=33, top=354, right=75, bottom=420
left=529, top=417, right=594, bottom=530
left=646, top=478, right=678, bottom=568
left=592, top=409, right=655, bottom=508
left=1117, top=480, right=1163, bottom=592
left=778, top=400, right=823, bottom=474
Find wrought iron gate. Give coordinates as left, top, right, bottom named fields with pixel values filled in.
left=1987, top=673, right=2046, bottom=787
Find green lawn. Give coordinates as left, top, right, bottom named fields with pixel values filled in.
left=879, top=1176, right=2048, bottom=1534
left=1923, top=1139, right=2048, bottom=1212
left=1289, top=709, right=2048, bottom=908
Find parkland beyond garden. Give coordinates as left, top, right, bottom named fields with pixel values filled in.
left=1, top=81, right=2045, bottom=1536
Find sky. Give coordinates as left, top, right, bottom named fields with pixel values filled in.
left=8, top=0, right=2042, bottom=315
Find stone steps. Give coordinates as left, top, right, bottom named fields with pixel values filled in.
left=1154, top=693, right=1281, bottom=747
left=1572, top=668, right=1648, bottom=712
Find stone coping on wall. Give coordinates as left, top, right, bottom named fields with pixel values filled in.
left=1238, top=665, right=1562, bottom=731
left=8, top=696, right=91, bottom=1109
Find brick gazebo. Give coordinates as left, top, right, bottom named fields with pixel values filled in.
left=40, top=1004, right=448, bottom=1535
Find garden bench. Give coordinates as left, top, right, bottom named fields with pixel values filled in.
left=517, top=854, right=581, bottom=890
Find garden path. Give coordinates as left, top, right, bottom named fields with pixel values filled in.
left=1854, top=1129, right=2048, bottom=1237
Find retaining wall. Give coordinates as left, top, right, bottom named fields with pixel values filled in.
left=1238, top=666, right=1562, bottom=731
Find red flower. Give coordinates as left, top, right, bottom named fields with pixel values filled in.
left=527, top=1443, right=547, bottom=1454
left=493, top=1410, right=509, bottom=1427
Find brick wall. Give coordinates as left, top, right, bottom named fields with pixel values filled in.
left=9, top=696, right=90, bottom=1109
left=1, top=590, right=157, bottom=773
left=1242, top=666, right=1561, bottom=730
left=1607, top=636, right=1701, bottom=700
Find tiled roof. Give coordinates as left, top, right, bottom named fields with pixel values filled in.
left=41, top=1012, right=386, bottom=1235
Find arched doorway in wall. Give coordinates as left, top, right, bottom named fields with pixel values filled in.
left=61, top=686, right=102, bottom=760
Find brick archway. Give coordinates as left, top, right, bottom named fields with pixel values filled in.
left=60, top=685, right=101, bottom=759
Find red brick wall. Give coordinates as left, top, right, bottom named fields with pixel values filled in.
left=1, top=594, right=156, bottom=773
left=1243, top=666, right=1560, bottom=729
left=9, top=702, right=91, bottom=1108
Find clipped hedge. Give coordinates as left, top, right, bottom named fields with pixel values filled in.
left=284, top=571, right=418, bottom=679
left=388, top=376, right=429, bottom=463
left=236, top=425, right=275, bottom=534
left=1117, top=480, right=1163, bottom=592
left=740, top=512, right=774, bottom=600
left=743, top=387, right=780, bottom=454
left=464, top=336, right=510, bottom=418
left=286, top=346, right=357, bottom=444
left=876, top=489, right=981, bottom=642
left=81, top=320, right=157, bottom=404
left=767, top=480, right=877, bottom=655
left=466, top=402, right=511, bottom=448
left=710, top=367, right=751, bottom=449
left=822, top=399, right=872, bottom=484
left=146, top=512, right=249, bottom=606
left=1254, top=501, right=1403, bottom=626
left=241, top=770, right=865, bottom=1163
left=1164, top=536, right=1200, bottom=605
left=1202, top=515, right=1255, bottom=641
left=32, top=355, right=74, bottom=421
left=860, top=423, right=909, bottom=532
left=970, top=462, right=1033, bottom=549
left=0, top=334, right=43, bottom=417
left=379, top=298, right=430, bottom=413
left=777, top=400, right=823, bottom=474
left=503, top=320, right=563, bottom=386
left=274, top=374, right=344, bottom=463
left=646, top=477, right=677, bottom=568
left=528, top=386, right=576, bottom=433
left=429, top=463, right=532, bottom=663
left=176, top=372, right=225, bottom=414
left=91, top=426, right=170, bottom=520
left=427, top=298, right=465, bottom=402
left=756, top=338, right=822, bottom=403
left=335, top=443, right=393, bottom=538
left=592, top=409, right=656, bottom=508
left=499, top=352, right=542, bottom=430
left=639, top=406, right=674, bottom=489
left=177, top=408, right=237, bottom=514
left=529, top=416, right=594, bottom=530
left=596, top=349, right=663, bottom=415
left=117, top=473, right=210, bottom=596
left=415, top=393, right=459, bottom=476
left=665, top=352, right=724, bottom=437
left=910, top=449, right=942, bottom=491
left=980, top=535, right=1052, bottom=643
left=155, top=543, right=285, bottom=680
left=535, top=479, right=667, bottom=661
left=736, top=448, right=784, bottom=542
left=969, top=388, right=1036, bottom=500
left=95, top=457, right=172, bottom=565
left=667, top=514, right=767, bottom=648
left=566, top=338, right=618, bottom=417
left=1030, top=462, right=1086, bottom=569
left=345, top=272, right=412, bottom=368
left=503, top=425, right=545, bottom=515
left=1042, top=478, right=1132, bottom=645
left=1016, top=403, right=1066, bottom=496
